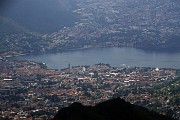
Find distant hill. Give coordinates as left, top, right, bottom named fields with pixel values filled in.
left=0, top=0, right=179, bottom=53
left=0, top=16, right=47, bottom=54
left=0, top=16, right=29, bottom=52
left=0, top=16, right=29, bottom=35
left=53, top=98, right=175, bottom=120
left=0, top=0, right=79, bottom=33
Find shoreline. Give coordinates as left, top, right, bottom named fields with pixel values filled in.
left=2, top=46, right=180, bottom=59
left=4, top=47, right=180, bottom=70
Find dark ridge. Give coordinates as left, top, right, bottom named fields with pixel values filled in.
left=53, top=98, right=175, bottom=120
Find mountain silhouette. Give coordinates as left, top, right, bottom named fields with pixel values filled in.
left=53, top=98, right=175, bottom=120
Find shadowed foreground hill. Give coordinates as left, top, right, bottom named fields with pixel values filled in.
left=53, top=98, right=175, bottom=120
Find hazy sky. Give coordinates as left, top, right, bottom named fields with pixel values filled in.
left=0, top=0, right=15, bottom=14
left=0, top=0, right=77, bottom=33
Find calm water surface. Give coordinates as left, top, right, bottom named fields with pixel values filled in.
left=14, top=47, right=180, bottom=69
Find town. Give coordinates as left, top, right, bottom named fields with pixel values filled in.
left=46, top=0, right=180, bottom=52
left=1, top=0, right=179, bottom=58
left=0, top=0, right=180, bottom=120
left=0, top=59, right=179, bottom=119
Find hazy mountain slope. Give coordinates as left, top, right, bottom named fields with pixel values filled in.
left=0, top=16, right=29, bottom=52
left=0, top=16, right=49, bottom=54
left=0, top=16, right=29, bottom=34
left=46, top=0, right=180, bottom=51
left=0, top=0, right=79, bottom=33
left=0, top=0, right=180, bottom=53
left=53, top=98, right=175, bottom=120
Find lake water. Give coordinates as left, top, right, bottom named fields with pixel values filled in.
left=14, top=47, right=180, bottom=69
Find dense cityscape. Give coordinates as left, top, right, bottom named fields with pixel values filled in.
left=0, top=0, right=180, bottom=120
left=0, top=60, right=179, bottom=119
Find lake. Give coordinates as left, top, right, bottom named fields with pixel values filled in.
left=14, top=47, right=180, bottom=69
